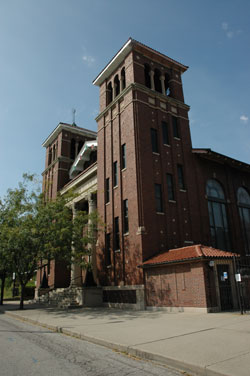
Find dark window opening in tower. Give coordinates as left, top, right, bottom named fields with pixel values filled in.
left=107, top=82, right=113, bottom=105
left=52, top=145, right=56, bottom=161
left=78, top=140, right=84, bottom=154
left=114, top=75, right=120, bottom=97
left=154, top=69, right=161, bottom=93
left=144, top=64, right=151, bottom=89
left=48, top=148, right=52, bottom=165
left=121, top=67, right=126, bottom=90
left=84, top=150, right=97, bottom=170
left=165, top=73, right=170, bottom=96
left=70, top=138, right=76, bottom=160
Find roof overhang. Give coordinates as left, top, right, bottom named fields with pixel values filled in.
left=193, top=148, right=250, bottom=172
left=93, top=38, right=188, bottom=87
left=69, top=140, right=97, bottom=179
left=42, top=123, right=97, bottom=148
left=93, top=39, right=133, bottom=86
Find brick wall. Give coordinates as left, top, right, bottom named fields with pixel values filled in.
left=145, top=261, right=209, bottom=308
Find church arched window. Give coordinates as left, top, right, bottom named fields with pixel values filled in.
left=206, top=179, right=231, bottom=250
left=237, top=187, right=250, bottom=255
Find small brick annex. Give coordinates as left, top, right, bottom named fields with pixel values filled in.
left=141, top=245, right=239, bottom=312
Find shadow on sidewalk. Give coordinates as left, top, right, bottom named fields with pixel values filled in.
left=1, top=300, right=167, bottom=321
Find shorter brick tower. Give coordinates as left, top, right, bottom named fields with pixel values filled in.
left=37, top=122, right=97, bottom=289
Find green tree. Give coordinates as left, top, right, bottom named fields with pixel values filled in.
left=0, top=174, right=97, bottom=309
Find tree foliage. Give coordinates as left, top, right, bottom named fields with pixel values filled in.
left=0, top=174, right=97, bottom=309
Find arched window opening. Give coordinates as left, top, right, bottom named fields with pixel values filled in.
left=206, top=179, right=225, bottom=200
left=48, top=147, right=52, bottom=165
left=70, top=138, right=76, bottom=160
left=107, top=82, right=113, bottom=105
left=154, top=69, right=161, bottom=93
left=237, top=187, right=250, bottom=254
left=52, top=145, right=56, bottom=161
left=114, top=75, right=120, bottom=97
left=144, top=64, right=151, bottom=89
left=121, top=67, right=126, bottom=90
left=55, top=142, right=58, bottom=159
left=165, top=73, right=170, bottom=96
left=206, top=179, right=230, bottom=250
left=78, top=140, right=84, bottom=154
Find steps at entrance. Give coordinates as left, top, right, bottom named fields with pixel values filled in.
left=35, top=287, right=82, bottom=309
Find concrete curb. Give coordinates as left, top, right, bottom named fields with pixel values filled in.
left=4, top=311, right=230, bottom=376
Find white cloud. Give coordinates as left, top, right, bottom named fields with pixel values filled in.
left=222, top=22, right=228, bottom=31
left=240, top=115, right=249, bottom=123
left=226, top=31, right=234, bottom=38
left=82, top=55, right=95, bottom=66
left=221, top=22, right=243, bottom=39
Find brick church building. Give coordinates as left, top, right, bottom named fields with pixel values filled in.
left=37, top=39, right=250, bottom=312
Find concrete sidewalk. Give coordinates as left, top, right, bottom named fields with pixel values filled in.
left=1, top=302, right=250, bottom=376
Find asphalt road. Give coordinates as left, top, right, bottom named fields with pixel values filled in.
left=0, top=314, right=182, bottom=376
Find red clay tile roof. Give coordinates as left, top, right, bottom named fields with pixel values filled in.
left=141, top=245, right=239, bottom=267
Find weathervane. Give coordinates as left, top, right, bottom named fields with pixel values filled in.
left=72, top=108, right=76, bottom=126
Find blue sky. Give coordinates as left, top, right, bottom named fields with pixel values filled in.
left=0, top=0, right=250, bottom=197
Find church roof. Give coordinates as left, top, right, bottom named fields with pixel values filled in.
left=42, top=122, right=97, bottom=148
left=193, top=148, right=250, bottom=172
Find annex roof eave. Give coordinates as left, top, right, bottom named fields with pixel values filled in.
left=93, top=38, right=188, bottom=87
left=42, top=123, right=97, bottom=148
left=193, top=148, right=250, bottom=171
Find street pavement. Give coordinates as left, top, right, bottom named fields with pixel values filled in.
left=1, top=301, right=250, bottom=376
left=0, top=314, right=179, bottom=376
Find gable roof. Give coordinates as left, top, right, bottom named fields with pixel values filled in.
left=140, top=244, right=239, bottom=268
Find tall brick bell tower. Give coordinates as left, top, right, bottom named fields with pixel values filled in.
left=93, top=39, right=198, bottom=290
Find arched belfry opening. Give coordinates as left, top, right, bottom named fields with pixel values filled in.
left=114, top=75, right=120, bottom=97
left=107, top=82, right=113, bottom=105
left=121, top=67, right=126, bottom=90
left=165, top=73, right=170, bottom=96
left=144, top=64, right=151, bottom=89
left=154, top=69, right=161, bottom=93
left=70, top=138, right=76, bottom=160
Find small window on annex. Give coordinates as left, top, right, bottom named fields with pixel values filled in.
left=206, top=179, right=231, bottom=251
left=237, top=187, right=250, bottom=255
